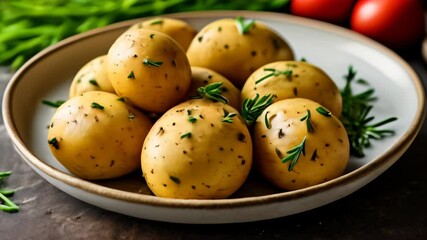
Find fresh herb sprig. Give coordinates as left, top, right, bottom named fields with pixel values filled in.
left=281, top=136, right=306, bottom=171
left=235, top=16, right=255, bottom=35
left=241, top=94, right=275, bottom=126
left=193, top=82, right=229, bottom=104
left=0, top=171, right=19, bottom=213
left=340, top=66, right=397, bottom=157
left=255, top=68, right=293, bottom=84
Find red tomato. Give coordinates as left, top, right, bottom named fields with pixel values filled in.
left=350, top=0, right=425, bottom=49
left=290, top=0, right=356, bottom=24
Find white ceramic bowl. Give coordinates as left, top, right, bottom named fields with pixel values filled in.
left=2, top=11, right=425, bottom=224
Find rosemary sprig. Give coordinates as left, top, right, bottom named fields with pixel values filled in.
left=241, top=94, right=275, bottom=126
left=143, top=58, right=163, bottom=67
left=193, top=82, right=229, bottom=104
left=235, top=16, right=255, bottom=35
left=255, top=68, right=292, bottom=85
left=300, top=110, right=314, bottom=132
left=281, top=136, right=306, bottom=171
left=222, top=109, right=237, bottom=123
left=340, top=65, right=397, bottom=157
left=0, top=171, right=19, bottom=213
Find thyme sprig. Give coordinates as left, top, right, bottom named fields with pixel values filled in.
left=340, top=65, right=397, bottom=157
left=255, top=68, right=292, bottom=84
left=241, top=94, right=275, bottom=126
left=0, top=171, right=19, bottom=213
left=193, top=82, right=229, bottom=104
left=281, top=136, right=306, bottom=171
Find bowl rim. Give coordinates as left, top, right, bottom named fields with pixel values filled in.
left=2, top=10, right=425, bottom=209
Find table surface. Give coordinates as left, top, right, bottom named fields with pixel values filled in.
left=1, top=45, right=426, bottom=240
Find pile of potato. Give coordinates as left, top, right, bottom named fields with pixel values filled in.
left=47, top=17, right=349, bottom=199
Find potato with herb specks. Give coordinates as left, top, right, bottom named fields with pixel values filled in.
left=107, top=29, right=191, bottom=113
left=241, top=61, right=342, bottom=117
left=127, top=17, right=197, bottom=51
left=47, top=91, right=153, bottom=180
left=141, top=98, right=252, bottom=199
left=186, top=17, right=294, bottom=88
left=253, top=98, right=349, bottom=191
left=187, top=66, right=240, bottom=109
left=69, top=55, right=115, bottom=98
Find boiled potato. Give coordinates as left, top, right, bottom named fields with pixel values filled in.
left=69, top=55, right=115, bottom=98
left=253, top=98, right=349, bottom=191
left=241, top=61, right=342, bottom=117
left=187, top=66, right=240, bottom=109
left=141, top=99, right=252, bottom=199
left=107, top=29, right=191, bottom=113
left=127, top=17, right=197, bottom=51
left=186, top=17, right=294, bottom=88
left=47, top=91, right=153, bottom=180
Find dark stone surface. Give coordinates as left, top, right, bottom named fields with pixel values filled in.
left=1, top=49, right=426, bottom=240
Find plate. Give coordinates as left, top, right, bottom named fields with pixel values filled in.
left=2, top=11, right=425, bottom=224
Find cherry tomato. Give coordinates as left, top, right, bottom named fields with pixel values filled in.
left=350, top=0, right=425, bottom=49
left=290, top=0, right=356, bottom=24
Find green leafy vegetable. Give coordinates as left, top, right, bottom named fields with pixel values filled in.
left=340, top=65, right=397, bottom=157
left=0, top=0, right=290, bottom=70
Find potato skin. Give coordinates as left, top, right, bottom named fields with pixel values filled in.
left=127, top=17, right=197, bottom=51
left=107, top=29, right=191, bottom=113
left=47, top=91, right=153, bottom=180
left=241, top=61, right=342, bottom=117
left=253, top=98, right=349, bottom=191
left=141, top=99, right=252, bottom=199
left=69, top=55, right=115, bottom=98
left=186, top=18, right=294, bottom=88
left=187, top=66, right=240, bottom=109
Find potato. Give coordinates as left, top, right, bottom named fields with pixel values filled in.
left=47, top=91, right=153, bottom=180
left=127, top=17, right=197, bottom=51
left=69, top=55, right=115, bottom=98
left=141, top=99, right=252, bottom=199
left=186, top=17, right=294, bottom=88
left=107, top=29, right=191, bottom=113
left=253, top=98, right=349, bottom=191
left=241, top=61, right=342, bottom=117
left=187, top=66, right=240, bottom=109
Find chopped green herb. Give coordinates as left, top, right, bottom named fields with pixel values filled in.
left=264, top=111, right=271, bottom=129
left=188, top=115, right=197, bottom=123
left=316, top=107, right=331, bottom=117
left=89, top=79, right=99, bottom=86
left=150, top=19, right=164, bottom=25
left=48, top=137, right=59, bottom=150
left=143, top=58, right=163, bottom=67
left=300, top=110, right=314, bottom=132
left=255, top=68, right=293, bottom=85
left=235, top=16, right=255, bottom=35
left=117, top=97, right=125, bottom=102
left=91, top=102, right=104, bottom=110
left=180, top=132, right=192, bottom=139
left=281, top=136, right=306, bottom=171
left=42, top=99, right=65, bottom=108
left=241, top=94, right=275, bottom=126
left=127, top=71, right=135, bottom=79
